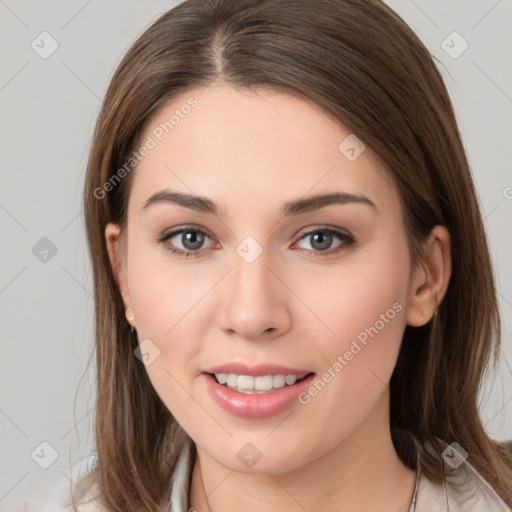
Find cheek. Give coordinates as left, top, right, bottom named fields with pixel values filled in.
left=292, top=285, right=407, bottom=459
left=307, top=275, right=406, bottom=406
left=301, top=236, right=410, bottom=354
left=127, top=239, right=211, bottom=339
left=125, top=246, right=215, bottom=410
left=294, top=238, right=410, bottom=428
left=126, top=254, right=209, bottom=425
left=124, top=251, right=206, bottom=417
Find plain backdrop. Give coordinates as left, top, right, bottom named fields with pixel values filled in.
left=1, top=1, right=511, bottom=509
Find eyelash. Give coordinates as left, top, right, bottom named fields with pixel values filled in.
left=156, top=225, right=356, bottom=259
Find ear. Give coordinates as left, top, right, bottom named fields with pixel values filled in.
left=406, top=225, right=452, bottom=327
left=105, top=222, right=136, bottom=328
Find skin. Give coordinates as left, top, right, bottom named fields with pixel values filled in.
left=105, top=82, right=451, bottom=512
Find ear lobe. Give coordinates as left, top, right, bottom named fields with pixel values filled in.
left=105, top=222, right=132, bottom=309
left=406, top=225, right=452, bottom=327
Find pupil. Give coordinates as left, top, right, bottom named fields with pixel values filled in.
left=311, top=232, right=332, bottom=251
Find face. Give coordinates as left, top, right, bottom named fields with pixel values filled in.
left=106, top=82, right=424, bottom=474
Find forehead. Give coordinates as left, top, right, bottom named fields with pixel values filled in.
left=128, top=83, right=398, bottom=218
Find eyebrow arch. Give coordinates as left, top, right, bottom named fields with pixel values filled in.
left=142, top=190, right=378, bottom=216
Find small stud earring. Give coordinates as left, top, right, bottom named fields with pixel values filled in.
left=125, top=307, right=136, bottom=333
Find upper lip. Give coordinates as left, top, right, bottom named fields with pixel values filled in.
left=203, top=363, right=313, bottom=378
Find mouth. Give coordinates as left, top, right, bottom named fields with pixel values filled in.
left=207, top=372, right=315, bottom=394
left=203, top=369, right=317, bottom=418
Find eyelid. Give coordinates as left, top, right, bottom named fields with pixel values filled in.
left=294, top=224, right=352, bottom=239
left=160, top=223, right=213, bottom=238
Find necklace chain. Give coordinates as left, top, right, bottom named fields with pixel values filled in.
left=408, top=454, right=449, bottom=512
left=408, top=456, right=421, bottom=512
left=199, top=462, right=211, bottom=512
left=194, top=453, right=448, bottom=512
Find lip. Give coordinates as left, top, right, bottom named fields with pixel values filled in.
left=203, top=363, right=312, bottom=378
left=203, top=371, right=316, bottom=419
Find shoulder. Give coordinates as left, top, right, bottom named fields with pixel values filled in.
left=63, top=466, right=110, bottom=512
left=25, top=453, right=109, bottom=512
left=417, top=440, right=511, bottom=511
left=72, top=494, right=109, bottom=512
left=66, top=474, right=108, bottom=512
left=420, top=468, right=511, bottom=511
left=28, top=440, right=194, bottom=512
left=446, top=458, right=511, bottom=511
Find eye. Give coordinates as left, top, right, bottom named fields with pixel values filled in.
left=158, top=226, right=216, bottom=258
left=294, top=228, right=355, bottom=255
left=157, top=225, right=355, bottom=259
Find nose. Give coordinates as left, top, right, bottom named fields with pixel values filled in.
left=216, top=249, right=292, bottom=341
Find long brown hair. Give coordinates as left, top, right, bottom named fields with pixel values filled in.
left=81, top=0, right=512, bottom=509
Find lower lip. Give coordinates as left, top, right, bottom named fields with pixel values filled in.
left=203, top=373, right=316, bottom=419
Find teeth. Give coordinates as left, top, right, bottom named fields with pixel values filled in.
left=255, top=375, right=273, bottom=391
left=216, top=373, right=228, bottom=384
left=285, top=375, right=297, bottom=385
left=213, top=373, right=304, bottom=393
left=238, top=375, right=254, bottom=389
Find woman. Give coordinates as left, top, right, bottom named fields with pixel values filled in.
left=40, top=0, right=512, bottom=510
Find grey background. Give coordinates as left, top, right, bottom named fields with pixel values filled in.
left=1, top=0, right=511, bottom=509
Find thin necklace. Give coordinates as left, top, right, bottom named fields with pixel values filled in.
left=408, top=454, right=449, bottom=512
left=408, top=457, right=422, bottom=512
left=199, top=464, right=211, bottom=512
left=197, top=455, right=448, bottom=512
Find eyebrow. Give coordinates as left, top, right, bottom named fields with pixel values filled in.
left=142, top=189, right=378, bottom=216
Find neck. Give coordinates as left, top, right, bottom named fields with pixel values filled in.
left=189, top=392, right=416, bottom=512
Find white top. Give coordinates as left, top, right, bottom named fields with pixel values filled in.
left=24, top=437, right=511, bottom=512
